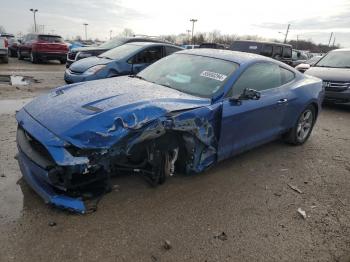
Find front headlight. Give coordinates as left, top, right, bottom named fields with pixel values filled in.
left=85, top=65, right=106, bottom=75
left=78, top=52, right=92, bottom=59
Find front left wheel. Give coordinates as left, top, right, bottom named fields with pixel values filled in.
left=284, top=105, right=316, bottom=145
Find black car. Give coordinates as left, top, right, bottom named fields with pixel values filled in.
left=199, top=43, right=226, bottom=49
left=230, top=40, right=293, bottom=66
left=66, top=36, right=170, bottom=68
left=305, top=48, right=350, bottom=104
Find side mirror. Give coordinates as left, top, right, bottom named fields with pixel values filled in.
left=229, top=88, right=261, bottom=105
left=240, top=88, right=261, bottom=100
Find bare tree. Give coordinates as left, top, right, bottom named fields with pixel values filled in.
left=120, top=28, right=134, bottom=37
left=0, top=25, right=6, bottom=33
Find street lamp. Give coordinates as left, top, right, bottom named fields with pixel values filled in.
left=109, top=30, right=113, bottom=40
left=190, top=19, right=198, bottom=45
left=83, top=23, right=88, bottom=41
left=29, top=9, right=38, bottom=33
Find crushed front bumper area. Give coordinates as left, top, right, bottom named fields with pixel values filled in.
left=17, top=149, right=87, bottom=213
left=15, top=109, right=102, bottom=213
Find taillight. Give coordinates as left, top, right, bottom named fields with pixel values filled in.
left=4, top=39, right=8, bottom=48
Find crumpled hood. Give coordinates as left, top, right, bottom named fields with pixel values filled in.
left=23, top=76, right=210, bottom=148
left=305, top=67, right=350, bottom=82
left=69, top=56, right=112, bottom=73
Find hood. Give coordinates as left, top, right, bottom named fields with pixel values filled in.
left=71, top=46, right=108, bottom=53
left=69, top=56, right=112, bottom=73
left=23, top=76, right=210, bottom=148
left=305, top=67, right=350, bottom=82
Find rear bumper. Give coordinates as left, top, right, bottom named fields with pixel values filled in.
left=0, top=49, right=8, bottom=56
left=17, top=148, right=86, bottom=213
left=324, top=89, right=350, bottom=103
left=34, top=52, right=67, bottom=61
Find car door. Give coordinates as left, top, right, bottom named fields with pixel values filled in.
left=131, top=46, right=164, bottom=74
left=218, top=62, right=290, bottom=161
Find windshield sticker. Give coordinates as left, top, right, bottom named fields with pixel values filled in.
left=249, top=45, right=258, bottom=50
left=200, top=71, right=227, bottom=82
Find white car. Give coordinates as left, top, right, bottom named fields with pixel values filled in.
left=0, top=35, right=9, bottom=63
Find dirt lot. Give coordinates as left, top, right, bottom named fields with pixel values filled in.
left=0, top=58, right=349, bottom=262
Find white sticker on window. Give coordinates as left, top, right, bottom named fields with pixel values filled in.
left=249, top=45, right=258, bottom=50
left=200, top=71, right=227, bottom=82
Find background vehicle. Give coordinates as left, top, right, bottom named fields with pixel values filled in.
left=305, top=48, right=350, bottom=104
left=8, top=37, right=20, bottom=57
left=66, top=36, right=170, bottom=68
left=0, top=35, right=9, bottom=63
left=199, top=43, right=226, bottom=49
left=295, top=56, right=322, bottom=73
left=16, top=49, right=323, bottom=212
left=64, top=42, right=183, bottom=83
left=182, top=44, right=199, bottom=49
left=17, top=34, right=68, bottom=64
left=292, top=49, right=310, bottom=67
left=230, top=40, right=293, bottom=65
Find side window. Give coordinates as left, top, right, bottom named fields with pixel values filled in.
left=230, top=63, right=282, bottom=96
left=165, top=46, right=181, bottom=56
left=282, top=47, right=292, bottom=58
left=133, top=46, right=163, bottom=64
left=261, top=44, right=273, bottom=57
left=273, top=46, right=282, bottom=57
left=280, top=67, right=295, bottom=84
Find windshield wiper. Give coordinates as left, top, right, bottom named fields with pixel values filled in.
left=128, top=75, right=146, bottom=81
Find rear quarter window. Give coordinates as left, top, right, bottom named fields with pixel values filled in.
left=280, top=67, right=295, bottom=84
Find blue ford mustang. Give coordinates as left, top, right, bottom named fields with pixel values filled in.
left=16, top=49, right=324, bottom=213
left=64, top=42, right=183, bottom=83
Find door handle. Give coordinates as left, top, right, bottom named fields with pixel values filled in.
left=277, top=98, right=288, bottom=104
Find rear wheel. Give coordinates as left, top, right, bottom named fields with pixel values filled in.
left=17, top=50, right=23, bottom=60
left=30, top=52, right=38, bottom=64
left=59, top=59, right=66, bottom=64
left=284, top=105, right=316, bottom=145
left=2, top=56, right=9, bottom=63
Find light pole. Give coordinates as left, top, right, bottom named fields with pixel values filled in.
left=30, top=9, right=38, bottom=32
left=190, top=19, right=198, bottom=45
left=186, top=29, right=191, bottom=44
left=109, top=30, right=113, bottom=40
left=83, top=23, right=88, bottom=41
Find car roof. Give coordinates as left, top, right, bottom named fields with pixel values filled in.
left=331, top=48, right=350, bottom=52
left=126, top=41, right=182, bottom=48
left=232, top=40, right=292, bottom=48
left=177, top=48, right=277, bottom=65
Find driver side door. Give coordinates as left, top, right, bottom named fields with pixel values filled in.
left=218, top=62, right=290, bottom=161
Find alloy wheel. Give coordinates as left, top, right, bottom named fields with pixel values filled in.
left=296, top=109, right=313, bottom=142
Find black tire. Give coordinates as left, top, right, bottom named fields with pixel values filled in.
left=148, top=151, right=170, bottom=187
left=1, top=56, right=8, bottom=63
left=59, top=59, right=66, bottom=64
left=284, top=105, right=316, bottom=145
left=30, top=52, right=38, bottom=64
left=17, top=50, right=24, bottom=60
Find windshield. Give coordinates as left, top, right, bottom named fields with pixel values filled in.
left=138, top=53, right=239, bottom=98
left=38, top=35, right=63, bottom=43
left=306, top=56, right=321, bottom=65
left=315, top=51, right=350, bottom=68
left=98, top=37, right=126, bottom=49
left=98, top=44, right=141, bottom=60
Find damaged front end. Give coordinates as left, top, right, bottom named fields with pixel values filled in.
left=16, top=101, right=221, bottom=213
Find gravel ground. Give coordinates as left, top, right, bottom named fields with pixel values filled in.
left=0, top=58, right=349, bottom=262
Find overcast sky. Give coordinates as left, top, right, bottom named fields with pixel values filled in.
left=1, top=0, right=350, bottom=47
